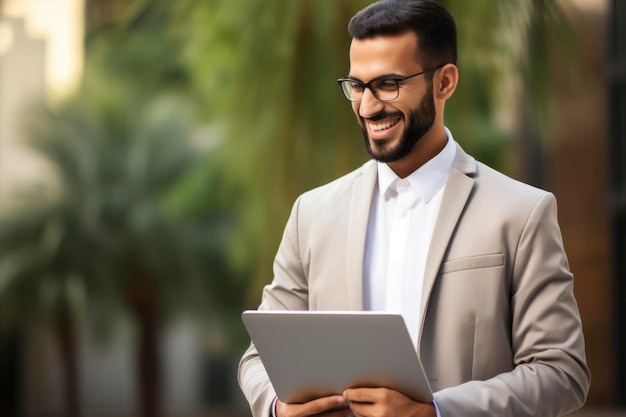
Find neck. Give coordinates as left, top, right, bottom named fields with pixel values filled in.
left=387, top=126, right=448, bottom=178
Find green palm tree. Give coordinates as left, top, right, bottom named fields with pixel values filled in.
left=0, top=84, right=230, bottom=417
left=176, top=0, right=372, bottom=302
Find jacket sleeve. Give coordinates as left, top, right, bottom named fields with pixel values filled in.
left=433, top=193, right=591, bottom=416
left=238, top=196, right=310, bottom=417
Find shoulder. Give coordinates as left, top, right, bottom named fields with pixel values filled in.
left=474, top=161, right=548, bottom=199
left=454, top=143, right=552, bottom=208
left=280, top=160, right=376, bottom=233
left=297, top=160, right=376, bottom=206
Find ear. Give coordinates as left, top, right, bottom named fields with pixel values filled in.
left=435, top=64, right=459, bottom=101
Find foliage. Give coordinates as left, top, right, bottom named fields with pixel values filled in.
left=0, top=84, right=232, bottom=329
left=83, top=0, right=196, bottom=113
left=442, top=0, right=577, bottom=169
left=175, top=0, right=374, bottom=301
left=0, top=67, right=239, bottom=414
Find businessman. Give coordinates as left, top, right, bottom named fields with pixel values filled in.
left=238, top=1, right=591, bottom=416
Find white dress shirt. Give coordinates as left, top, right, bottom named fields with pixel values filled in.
left=364, top=129, right=457, bottom=347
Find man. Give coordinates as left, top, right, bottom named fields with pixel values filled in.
left=238, top=0, right=591, bottom=416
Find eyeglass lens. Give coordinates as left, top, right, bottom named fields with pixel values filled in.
left=340, top=78, right=399, bottom=102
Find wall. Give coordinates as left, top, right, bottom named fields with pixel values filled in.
left=547, top=0, right=613, bottom=407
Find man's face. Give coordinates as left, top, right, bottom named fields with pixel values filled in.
left=348, top=32, right=436, bottom=163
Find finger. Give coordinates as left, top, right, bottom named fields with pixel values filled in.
left=343, top=388, right=378, bottom=403
left=346, top=399, right=372, bottom=417
left=279, top=395, right=348, bottom=417
left=321, top=406, right=354, bottom=417
left=307, top=395, right=349, bottom=414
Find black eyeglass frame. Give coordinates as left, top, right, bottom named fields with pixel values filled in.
left=337, top=64, right=445, bottom=102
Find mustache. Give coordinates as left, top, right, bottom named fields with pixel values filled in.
left=361, top=111, right=403, bottom=122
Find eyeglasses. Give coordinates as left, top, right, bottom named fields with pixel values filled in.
left=337, top=65, right=445, bottom=102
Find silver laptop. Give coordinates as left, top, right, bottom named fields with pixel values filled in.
left=241, top=310, right=433, bottom=404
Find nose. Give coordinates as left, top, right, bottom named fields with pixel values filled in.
left=357, top=88, right=384, bottom=119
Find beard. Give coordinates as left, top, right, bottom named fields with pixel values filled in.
left=360, top=87, right=436, bottom=163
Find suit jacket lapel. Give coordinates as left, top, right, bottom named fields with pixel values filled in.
left=419, top=144, right=477, bottom=342
left=346, top=161, right=378, bottom=310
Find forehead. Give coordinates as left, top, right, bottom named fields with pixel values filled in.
left=348, top=31, right=420, bottom=79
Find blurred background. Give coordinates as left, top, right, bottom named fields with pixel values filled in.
left=0, top=0, right=623, bottom=416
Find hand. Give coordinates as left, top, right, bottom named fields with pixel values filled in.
left=276, top=395, right=353, bottom=417
left=342, top=388, right=436, bottom=417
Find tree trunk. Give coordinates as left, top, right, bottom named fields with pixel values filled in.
left=127, top=271, right=162, bottom=417
left=55, top=304, right=80, bottom=417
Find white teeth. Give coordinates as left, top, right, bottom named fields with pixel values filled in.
left=369, top=119, right=398, bottom=132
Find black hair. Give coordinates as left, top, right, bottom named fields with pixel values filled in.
left=348, top=0, right=457, bottom=68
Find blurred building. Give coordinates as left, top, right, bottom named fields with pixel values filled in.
left=0, top=0, right=83, bottom=210
left=0, top=11, right=46, bottom=210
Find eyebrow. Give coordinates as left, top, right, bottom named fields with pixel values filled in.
left=345, top=73, right=405, bottom=82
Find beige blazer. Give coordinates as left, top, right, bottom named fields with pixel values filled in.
left=238, top=143, right=591, bottom=417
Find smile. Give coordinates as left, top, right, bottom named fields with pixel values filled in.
left=368, top=117, right=401, bottom=132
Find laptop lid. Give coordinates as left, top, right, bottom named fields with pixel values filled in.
left=241, top=310, right=433, bottom=404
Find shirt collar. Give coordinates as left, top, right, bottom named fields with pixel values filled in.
left=377, top=127, right=457, bottom=203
